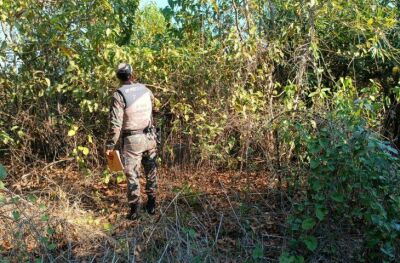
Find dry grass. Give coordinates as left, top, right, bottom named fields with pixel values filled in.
left=0, top=166, right=289, bottom=262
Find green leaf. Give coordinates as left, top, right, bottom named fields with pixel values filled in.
left=252, top=244, right=263, bottom=260
left=0, top=181, right=5, bottom=190
left=40, top=236, right=49, bottom=245
left=44, top=78, right=51, bottom=87
left=331, top=192, right=345, bottom=202
left=68, top=125, right=79, bottom=137
left=103, top=173, right=111, bottom=184
left=47, top=227, right=55, bottom=235
left=28, top=194, right=37, bottom=203
left=47, top=243, right=57, bottom=250
left=67, top=129, right=76, bottom=137
left=81, top=147, right=89, bottom=155
left=315, top=206, right=326, bottom=221
left=103, top=222, right=112, bottom=231
left=279, top=252, right=304, bottom=263
left=187, top=228, right=197, bottom=239
left=313, top=193, right=326, bottom=201
left=380, top=243, right=395, bottom=258
left=308, top=142, right=320, bottom=153
left=310, top=159, right=319, bottom=169
left=302, top=217, right=316, bottom=230
left=41, top=214, right=49, bottom=222
left=116, top=173, right=125, bottom=184
left=392, top=222, right=400, bottom=232
left=12, top=210, right=21, bottom=221
left=310, top=179, right=322, bottom=191
left=302, top=236, right=318, bottom=251
left=279, top=252, right=293, bottom=263
left=0, top=164, right=7, bottom=180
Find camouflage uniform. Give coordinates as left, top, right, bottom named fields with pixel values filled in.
left=106, top=83, right=157, bottom=204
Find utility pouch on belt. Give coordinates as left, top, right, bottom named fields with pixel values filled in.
left=145, top=125, right=160, bottom=145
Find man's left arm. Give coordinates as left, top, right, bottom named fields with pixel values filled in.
left=106, top=92, right=125, bottom=151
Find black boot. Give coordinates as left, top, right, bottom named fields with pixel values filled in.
left=146, top=196, right=156, bottom=215
left=126, top=203, right=140, bottom=220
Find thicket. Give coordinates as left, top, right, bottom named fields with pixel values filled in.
left=0, top=0, right=400, bottom=261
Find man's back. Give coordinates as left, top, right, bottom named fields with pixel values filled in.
left=117, top=83, right=153, bottom=131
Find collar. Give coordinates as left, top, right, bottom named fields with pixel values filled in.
left=122, top=81, right=134, bottom=85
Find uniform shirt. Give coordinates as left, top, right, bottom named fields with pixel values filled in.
left=106, top=83, right=154, bottom=150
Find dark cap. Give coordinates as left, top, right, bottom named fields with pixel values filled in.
left=116, top=63, right=133, bottom=81
left=116, top=63, right=132, bottom=75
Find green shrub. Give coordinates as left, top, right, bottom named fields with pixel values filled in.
left=285, top=115, right=400, bottom=261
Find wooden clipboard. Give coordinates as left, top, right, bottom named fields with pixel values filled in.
left=107, top=150, right=124, bottom=172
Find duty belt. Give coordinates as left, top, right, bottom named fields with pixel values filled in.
left=122, top=129, right=146, bottom=137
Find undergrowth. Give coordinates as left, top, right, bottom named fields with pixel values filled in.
left=0, top=168, right=286, bottom=262
left=281, top=115, right=400, bottom=262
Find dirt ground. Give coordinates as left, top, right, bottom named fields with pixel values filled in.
left=0, top=166, right=289, bottom=262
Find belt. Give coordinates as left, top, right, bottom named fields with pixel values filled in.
left=122, top=129, right=146, bottom=137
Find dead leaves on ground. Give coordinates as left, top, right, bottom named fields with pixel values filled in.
left=1, top=167, right=286, bottom=261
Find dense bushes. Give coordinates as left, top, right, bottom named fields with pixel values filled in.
left=284, top=115, right=400, bottom=261
left=0, top=0, right=400, bottom=261
left=1, top=0, right=399, bottom=170
left=276, top=80, right=400, bottom=261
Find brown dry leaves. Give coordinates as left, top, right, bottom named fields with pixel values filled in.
left=1, top=167, right=287, bottom=262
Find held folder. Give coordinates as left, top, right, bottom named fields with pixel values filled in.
left=107, top=150, right=124, bottom=172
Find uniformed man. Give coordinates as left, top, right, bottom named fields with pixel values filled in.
left=106, top=63, right=157, bottom=220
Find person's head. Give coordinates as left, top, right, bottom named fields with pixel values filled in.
left=116, top=63, right=134, bottom=82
